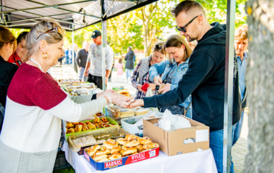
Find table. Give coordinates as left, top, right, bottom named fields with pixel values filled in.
left=62, top=141, right=217, bottom=173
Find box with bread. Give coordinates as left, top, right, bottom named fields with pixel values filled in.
left=62, top=115, right=119, bottom=140
left=68, top=127, right=130, bottom=155
left=83, top=134, right=159, bottom=171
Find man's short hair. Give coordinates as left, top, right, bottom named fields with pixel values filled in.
left=171, top=0, right=205, bottom=17
left=128, top=46, right=133, bottom=50
left=17, top=31, right=28, bottom=44
left=235, top=26, right=248, bottom=40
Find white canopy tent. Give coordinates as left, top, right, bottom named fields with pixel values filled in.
left=0, top=0, right=237, bottom=172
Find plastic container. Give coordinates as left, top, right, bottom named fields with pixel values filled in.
left=121, top=115, right=146, bottom=136
left=112, top=86, right=124, bottom=91
left=53, top=150, right=72, bottom=171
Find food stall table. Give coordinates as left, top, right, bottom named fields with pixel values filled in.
left=62, top=141, right=217, bottom=173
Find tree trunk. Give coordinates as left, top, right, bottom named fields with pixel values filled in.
left=244, top=0, right=274, bottom=172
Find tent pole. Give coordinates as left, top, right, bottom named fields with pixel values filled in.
left=223, top=0, right=236, bottom=172
left=101, top=0, right=106, bottom=91
left=71, top=26, right=75, bottom=72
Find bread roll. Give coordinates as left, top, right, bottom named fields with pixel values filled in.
left=108, top=153, right=122, bottom=160
left=117, top=138, right=127, bottom=145
left=92, top=154, right=108, bottom=162
left=103, top=139, right=119, bottom=149
left=139, top=137, right=152, bottom=145
left=111, top=146, right=121, bottom=154
left=120, top=147, right=137, bottom=156
left=124, top=140, right=140, bottom=147
left=87, top=145, right=101, bottom=157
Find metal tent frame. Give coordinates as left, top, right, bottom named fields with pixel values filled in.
left=0, top=0, right=237, bottom=172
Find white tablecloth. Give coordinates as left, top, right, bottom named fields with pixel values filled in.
left=63, top=141, right=217, bottom=173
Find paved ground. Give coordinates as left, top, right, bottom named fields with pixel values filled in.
left=51, top=65, right=248, bottom=172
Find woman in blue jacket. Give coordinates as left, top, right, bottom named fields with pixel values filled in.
left=149, top=34, right=193, bottom=118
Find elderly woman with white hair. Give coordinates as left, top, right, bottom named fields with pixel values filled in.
left=0, top=19, right=131, bottom=172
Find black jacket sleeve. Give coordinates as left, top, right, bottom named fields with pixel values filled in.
left=143, top=53, right=214, bottom=108
left=76, top=50, right=81, bottom=67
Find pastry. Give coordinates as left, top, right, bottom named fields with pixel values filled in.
left=72, top=122, right=79, bottom=125
left=108, top=153, right=122, bottom=160
left=82, top=125, right=89, bottom=131
left=66, top=128, right=75, bottom=134
left=116, top=89, right=131, bottom=97
left=124, top=140, right=140, bottom=147
left=66, top=122, right=74, bottom=128
left=125, top=134, right=137, bottom=141
left=136, top=145, right=144, bottom=152
left=87, top=145, right=101, bottom=157
left=96, top=146, right=111, bottom=155
left=120, top=147, right=137, bottom=156
left=98, top=158, right=109, bottom=162
left=117, top=138, right=127, bottom=145
left=92, top=154, right=108, bottom=162
left=103, top=139, right=119, bottom=149
left=111, top=146, right=121, bottom=154
left=139, top=137, right=152, bottom=145
left=87, top=123, right=97, bottom=130
left=75, top=125, right=83, bottom=132
left=135, top=108, right=149, bottom=116
left=149, top=143, right=159, bottom=149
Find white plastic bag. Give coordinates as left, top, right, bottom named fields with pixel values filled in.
left=159, top=110, right=191, bottom=130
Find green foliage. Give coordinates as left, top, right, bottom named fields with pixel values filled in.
left=9, top=29, right=30, bottom=38
left=196, top=0, right=247, bottom=28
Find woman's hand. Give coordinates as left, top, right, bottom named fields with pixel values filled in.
left=127, top=99, right=144, bottom=109
left=153, top=76, right=162, bottom=85
left=109, top=93, right=133, bottom=108
left=158, top=83, right=171, bottom=94
left=149, top=83, right=156, bottom=90
left=137, top=84, right=146, bottom=93
left=96, top=90, right=114, bottom=98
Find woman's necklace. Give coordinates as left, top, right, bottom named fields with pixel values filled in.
left=30, top=58, right=44, bottom=72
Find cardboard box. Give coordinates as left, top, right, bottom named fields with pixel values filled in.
left=83, top=147, right=159, bottom=171
left=143, top=117, right=209, bottom=156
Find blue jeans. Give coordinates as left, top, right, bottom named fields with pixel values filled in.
left=79, top=67, right=85, bottom=81
left=210, top=124, right=237, bottom=173
left=233, top=111, right=244, bottom=145
left=126, top=69, right=132, bottom=79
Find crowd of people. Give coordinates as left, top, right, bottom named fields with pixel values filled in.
left=0, top=0, right=249, bottom=173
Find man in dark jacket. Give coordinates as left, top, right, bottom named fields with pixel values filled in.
left=76, top=41, right=90, bottom=81
left=128, top=1, right=241, bottom=172
left=125, top=46, right=135, bottom=82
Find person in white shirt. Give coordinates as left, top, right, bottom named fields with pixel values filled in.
left=84, top=30, right=113, bottom=89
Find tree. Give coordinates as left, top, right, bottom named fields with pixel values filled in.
left=134, top=0, right=180, bottom=56
left=107, top=13, right=143, bottom=56
left=243, top=0, right=274, bottom=172
left=9, top=29, right=30, bottom=38
left=196, top=0, right=247, bottom=28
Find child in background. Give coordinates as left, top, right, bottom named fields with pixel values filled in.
left=115, top=58, right=124, bottom=82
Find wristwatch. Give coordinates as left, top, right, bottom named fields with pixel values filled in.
left=155, top=85, right=160, bottom=91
